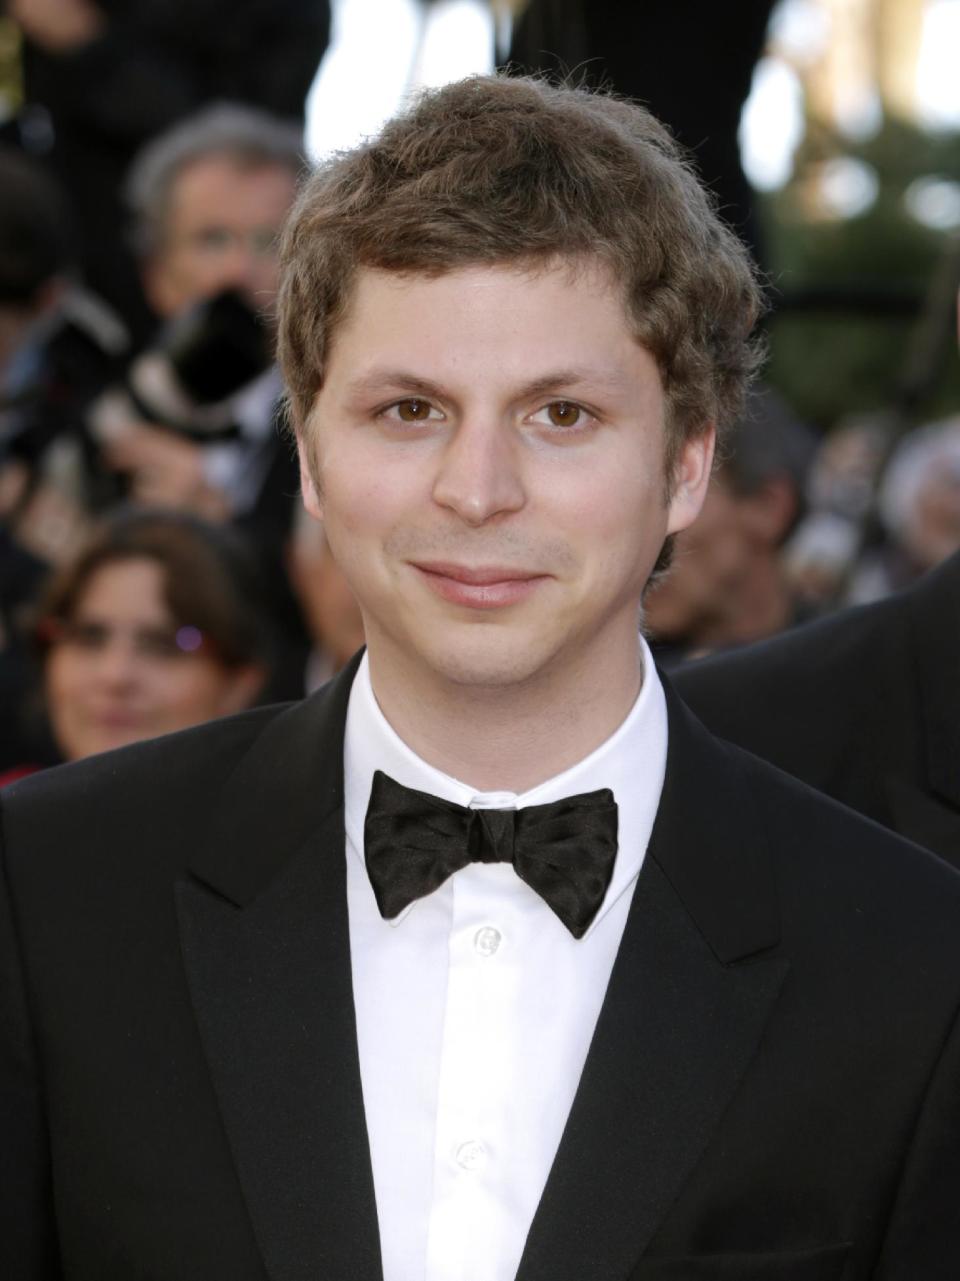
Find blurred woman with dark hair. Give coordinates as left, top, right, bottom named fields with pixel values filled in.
left=3, top=509, right=269, bottom=778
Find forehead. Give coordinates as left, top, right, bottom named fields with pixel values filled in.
left=326, top=260, right=644, bottom=382
left=77, top=557, right=169, bottom=620
left=167, top=156, right=296, bottom=230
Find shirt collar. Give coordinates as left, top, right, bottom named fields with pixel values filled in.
left=343, top=640, right=668, bottom=937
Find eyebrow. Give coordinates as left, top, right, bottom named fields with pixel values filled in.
left=343, top=367, right=630, bottom=402
left=344, top=371, right=445, bottom=401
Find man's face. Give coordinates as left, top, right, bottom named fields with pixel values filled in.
left=144, top=156, right=297, bottom=318
left=299, top=262, right=712, bottom=696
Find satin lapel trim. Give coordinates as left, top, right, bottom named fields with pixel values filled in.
left=177, top=653, right=381, bottom=1281
left=516, top=693, right=788, bottom=1281
left=177, top=805, right=383, bottom=1281
left=186, top=651, right=362, bottom=909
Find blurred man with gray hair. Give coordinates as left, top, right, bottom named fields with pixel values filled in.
left=89, top=104, right=304, bottom=525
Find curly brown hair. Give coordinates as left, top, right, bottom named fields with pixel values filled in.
left=277, top=73, right=764, bottom=474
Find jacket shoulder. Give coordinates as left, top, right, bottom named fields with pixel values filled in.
left=675, top=591, right=903, bottom=716
left=730, top=735, right=960, bottom=938
left=670, top=589, right=913, bottom=793
left=6, top=702, right=288, bottom=801
left=0, top=703, right=294, bottom=876
left=674, top=552, right=960, bottom=726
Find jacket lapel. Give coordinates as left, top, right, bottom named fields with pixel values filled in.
left=517, top=690, right=789, bottom=1281
left=909, top=553, right=960, bottom=827
left=884, top=775, right=960, bottom=867
left=176, top=656, right=383, bottom=1281
left=175, top=659, right=789, bottom=1281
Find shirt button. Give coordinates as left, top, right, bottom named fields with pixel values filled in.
left=474, top=926, right=502, bottom=957
left=456, top=1139, right=487, bottom=1170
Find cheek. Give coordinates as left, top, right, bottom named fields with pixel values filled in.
left=154, top=663, right=233, bottom=719
left=319, top=449, right=417, bottom=558
left=554, top=465, right=665, bottom=551
left=591, top=481, right=672, bottom=598
left=44, top=652, right=82, bottom=712
left=43, top=654, right=90, bottom=758
left=164, top=249, right=199, bottom=293
left=255, top=259, right=282, bottom=294
left=149, top=252, right=199, bottom=316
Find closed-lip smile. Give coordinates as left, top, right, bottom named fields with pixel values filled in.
left=410, top=561, right=549, bottom=608
left=412, top=561, right=543, bottom=585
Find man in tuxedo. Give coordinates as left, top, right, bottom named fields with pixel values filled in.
left=674, top=548, right=960, bottom=863
left=3, top=75, right=960, bottom=1281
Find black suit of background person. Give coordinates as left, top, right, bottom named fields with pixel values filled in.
left=10, top=0, right=330, bottom=340
left=675, top=549, right=960, bottom=864
left=507, top=0, right=777, bottom=260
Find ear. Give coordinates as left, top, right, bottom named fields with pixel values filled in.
left=666, top=425, right=716, bottom=536
left=297, top=437, right=324, bottom=521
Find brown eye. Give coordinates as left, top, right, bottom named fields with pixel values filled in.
left=396, top=399, right=432, bottom=422
left=546, top=401, right=582, bottom=428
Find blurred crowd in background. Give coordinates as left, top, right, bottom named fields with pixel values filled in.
left=1, top=0, right=959, bottom=779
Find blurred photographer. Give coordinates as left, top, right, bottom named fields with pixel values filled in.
left=89, top=104, right=303, bottom=532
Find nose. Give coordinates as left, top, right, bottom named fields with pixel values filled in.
left=89, top=636, right=144, bottom=693
left=431, top=415, right=526, bottom=526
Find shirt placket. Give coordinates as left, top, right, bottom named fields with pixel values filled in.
left=424, top=863, right=525, bottom=1281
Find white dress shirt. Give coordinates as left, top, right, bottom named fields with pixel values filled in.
left=343, top=640, right=669, bottom=1281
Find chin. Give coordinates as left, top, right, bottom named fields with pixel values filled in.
left=82, top=725, right=151, bottom=759
left=412, top=628, right=564, bottom=692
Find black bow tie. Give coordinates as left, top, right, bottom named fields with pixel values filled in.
left=363, top=770, right=619, bottom=939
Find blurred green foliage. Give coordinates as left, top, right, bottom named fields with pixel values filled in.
left=0, top=18, right=24, bottom=117
left=760, top=115, right=960, bottom=432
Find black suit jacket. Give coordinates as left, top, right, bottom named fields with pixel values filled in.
left=675, top=551, right=960, bottom=864
left=3, top=660, right=960, bottom=1280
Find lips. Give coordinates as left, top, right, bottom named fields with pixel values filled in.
left=411, top=561, right=548, bottom=609
left=87, top=708, right=146, bottom=731
left=413, top=561, right=541, bottom=585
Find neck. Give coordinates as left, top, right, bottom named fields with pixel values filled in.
left=365, top=637, right=644, bottom=794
